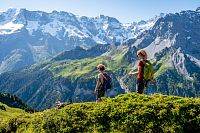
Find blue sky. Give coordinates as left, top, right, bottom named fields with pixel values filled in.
left=0, top=0, right=199, bottom=23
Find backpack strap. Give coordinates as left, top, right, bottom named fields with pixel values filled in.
left=102, top=72, right=108, bottom=80
left=99, top=72, right=109, bottom=85
left=142, top=59, right=149, bottom=64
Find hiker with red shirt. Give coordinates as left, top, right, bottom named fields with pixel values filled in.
left=129, top=49, right=147, bottom=94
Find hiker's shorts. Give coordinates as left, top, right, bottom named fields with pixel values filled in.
left=97, top=87, right=106, bottom=99
left=136, top=79, right=145, bottom=94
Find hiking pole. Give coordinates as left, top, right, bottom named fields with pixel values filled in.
left=120, top=74, right=129, bottom=93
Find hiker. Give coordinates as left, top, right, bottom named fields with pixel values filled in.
left=95, top=64, right=107, bottom=102
left=55, top=99, right=73, bottom=109
left=129, top=49, right=153, bottom=94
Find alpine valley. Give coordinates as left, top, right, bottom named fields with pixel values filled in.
left=0, top=8, right=200, bottom=110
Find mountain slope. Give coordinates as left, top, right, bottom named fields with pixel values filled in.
left=52, top=44, right=111, bottom=61
left=0, top=93, right=200, bottom=132
left=0, top=92, right=35, bottom=112
left=0, top=44, right=127, bottom=110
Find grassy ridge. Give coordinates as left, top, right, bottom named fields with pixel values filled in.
left=0, top=102, right=27, bottom=131
left=1, top=93, right=200, bottom=132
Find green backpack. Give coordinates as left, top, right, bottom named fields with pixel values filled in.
left=143, top=60, right=154, bottom=81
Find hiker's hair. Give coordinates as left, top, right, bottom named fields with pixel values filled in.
left=137, top=49, right=147, bottom=59
left=97, top=64, right=106, bottom=71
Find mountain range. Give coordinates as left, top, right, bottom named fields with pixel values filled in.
left=0, top=8, right=200, bottom=110
left=0, top=8, right=162, bottom=73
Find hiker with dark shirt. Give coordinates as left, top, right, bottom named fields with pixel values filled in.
left=129, top=49, right=148, bottom=94
left=95, top=64, right=107, bottom=102
left=55, top=99, right=73, bottom=109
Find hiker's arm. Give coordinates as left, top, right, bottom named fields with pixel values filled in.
left=95, top=79, right=101, bottom=91
left=128, top=65, right=138, bottom=75
left=95, top=74, right=103, bottom=91
left=128, top=70, right=138, bottom=75
left=128, top=67, right=140, bottom=75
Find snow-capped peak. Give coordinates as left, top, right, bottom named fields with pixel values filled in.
left=0, top=8, right=20, bottom=24
left=0, top=22, right=24, bottom=35
left=0, top=8, right=159, bottom=44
